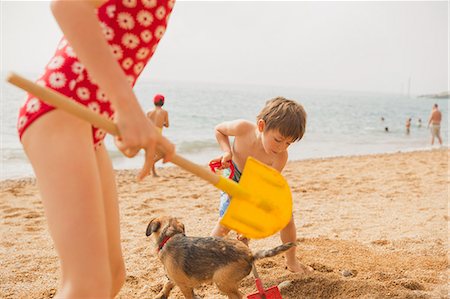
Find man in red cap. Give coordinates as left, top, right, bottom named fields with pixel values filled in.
left=146, top=94, right=170, bottom=177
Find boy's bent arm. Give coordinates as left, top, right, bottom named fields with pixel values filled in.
left=215, top=119, right=253, bottom=137
left=215, top=120, right=252, bottom=154
left=215, top=124, right=232, bottom=155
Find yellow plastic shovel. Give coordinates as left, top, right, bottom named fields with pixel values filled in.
left=7, top=72, right=292, bottom=239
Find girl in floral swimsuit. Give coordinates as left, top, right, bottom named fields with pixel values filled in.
left=17, top=0, right=175, bottom=297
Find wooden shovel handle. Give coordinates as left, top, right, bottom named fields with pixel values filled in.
left=7, top=72, right=220, bottom=185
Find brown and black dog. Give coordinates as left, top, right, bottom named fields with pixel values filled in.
left=146, top=216, right=296, bottom=299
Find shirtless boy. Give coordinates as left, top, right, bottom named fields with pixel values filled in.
left=147, top=94, right=169, bottom=177
left=210, top=96, right=311, bottom=274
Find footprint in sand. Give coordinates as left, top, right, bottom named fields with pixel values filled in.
left=371, top=239, right=389, bottom=246
left=4, top=207, right=23, bottom=214
left=24, top=212, right=41, bottom=219
left=392, top=279, right=425, bottom=291
left=148, top=283, right=164, bottom=293
left=125, top=275, right=140, bottom=286
left=0, top=204, right=12, bottom=210
left=310, top=262, right=333, bottom=273
left=132, top=246, right=146, bottom=255
left=145, top=197, right=166, bottom=203
left=259, top=260, right=277, bottom=269
left=4, top=212, right=22, bottom=219
left=25, top=226, right=41, bottom=232
left=139, top=203, right=150, bottom=210
left=1, top=241, right=15, bottom=248
left=40, top=288, right=57, bottom=298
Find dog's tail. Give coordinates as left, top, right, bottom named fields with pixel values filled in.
left=253, top=242, right=297, bottom=260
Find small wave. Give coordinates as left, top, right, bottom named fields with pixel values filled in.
left=107, top=149, right=127, bottom=159
left=177, top=139, right=219, bottom=153
left=1, top=148, right=28, bottom=161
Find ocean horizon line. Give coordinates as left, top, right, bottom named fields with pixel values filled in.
left=1, top=70, right=442, bottom=98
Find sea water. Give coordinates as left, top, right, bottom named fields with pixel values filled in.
left=1, top=73, right=448, bottom=180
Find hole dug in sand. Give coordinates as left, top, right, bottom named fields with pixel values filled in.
left=279, top=274, right=427, bottom=299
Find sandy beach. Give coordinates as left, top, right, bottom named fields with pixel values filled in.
left=1, top=149, right=448, bottom=298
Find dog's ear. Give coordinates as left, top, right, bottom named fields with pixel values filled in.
left=168, top=218, right=185, bottom=235
left=146, top=218, right=161, bottom=236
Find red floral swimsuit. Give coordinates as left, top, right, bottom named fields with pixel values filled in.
left=17, top=0, right=175, bottom=147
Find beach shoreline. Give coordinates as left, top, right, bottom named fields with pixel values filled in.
left=2, top=146, right=448, bottom=182
left=1, top=149, right=448, bottom=298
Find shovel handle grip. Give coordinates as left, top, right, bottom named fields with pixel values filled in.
left=7, top=72, right=220, bottom=186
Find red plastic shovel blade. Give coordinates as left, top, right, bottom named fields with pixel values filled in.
left=247, top=286, right=283, bottom=299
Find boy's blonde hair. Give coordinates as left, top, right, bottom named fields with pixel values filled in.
left=257, top=97, right=307, bottom=142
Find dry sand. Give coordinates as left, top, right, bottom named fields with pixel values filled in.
left=1, top=149, right=448, bottom=298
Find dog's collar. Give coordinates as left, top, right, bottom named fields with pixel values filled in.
left=157, top=236, right=172, bottom=252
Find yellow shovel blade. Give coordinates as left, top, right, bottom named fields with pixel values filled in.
left=217, top=157, right=292, bottom=239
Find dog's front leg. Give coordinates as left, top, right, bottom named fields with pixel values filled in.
left=178, top=285, right=199, bottom=299
left=155, top=280, right=175, bottom=299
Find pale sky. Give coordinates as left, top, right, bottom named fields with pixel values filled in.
left=1, top=1, right=448, bottom=95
